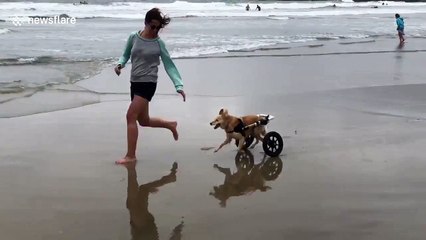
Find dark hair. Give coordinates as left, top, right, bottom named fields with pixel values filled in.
left=145, top=8, right=170, bottom=28
left=395, top=13, right=400, bottom=18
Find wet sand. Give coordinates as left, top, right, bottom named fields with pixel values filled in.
left=1, top=39, right=426, bottom=239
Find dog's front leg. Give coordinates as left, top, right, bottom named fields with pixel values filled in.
left=215, top=136, right=232, bottom=152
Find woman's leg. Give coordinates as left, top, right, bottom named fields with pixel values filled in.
left=116, top=96, right=147, bottom=164
left=398, top=31, right=405, bottom=43
left=137, top=103, right=179, bottom=141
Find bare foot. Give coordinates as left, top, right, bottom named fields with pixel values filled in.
left=170, top=121, right=179, bottom=141
left=122, top=161, right=136, bottom=169
left=115, top=156, right=137, bottom=164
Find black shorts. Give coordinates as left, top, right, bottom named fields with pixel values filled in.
left=130, top=82, right=157, bottom=102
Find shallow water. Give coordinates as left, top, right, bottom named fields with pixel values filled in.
left=1, top=1, right=426, bottom=117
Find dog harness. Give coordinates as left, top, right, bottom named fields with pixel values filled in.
left=226, top=116, right=270, bottom=135
left=226, top=119, right=246, bottom=136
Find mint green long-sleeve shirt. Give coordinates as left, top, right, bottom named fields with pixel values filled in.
left=118, top=31, right=183, bottom=92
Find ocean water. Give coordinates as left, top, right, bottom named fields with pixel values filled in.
left=1, top=0, right=426, bottom=116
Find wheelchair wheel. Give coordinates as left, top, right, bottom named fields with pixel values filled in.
left=235, top=135, right=254, bottom=149
left=234, top=150, right=254, bottom=171
left=262, top=131, right=283, bottom=157
left=261, top=157, right=283, bottom=181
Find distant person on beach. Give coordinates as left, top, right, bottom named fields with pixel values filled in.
left=114, top=8, right=186, bottom=164
left=395, top=13, right=405, bottom=43
left=256, top=5, right=261, bottom=11
left=246, top=4, right=250, bottom=11
left=73, top=0, right=88, bottom=5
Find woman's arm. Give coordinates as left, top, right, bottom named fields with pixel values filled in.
left=158, top=39, right=184, bottom=92
left=117, top=31, right=137, bottom=68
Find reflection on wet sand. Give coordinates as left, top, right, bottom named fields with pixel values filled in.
left=123, top=161, right=183, bottom=240
left=394, top=42, right=405, bottom=81
left=210, top=150, right=284, bottom=207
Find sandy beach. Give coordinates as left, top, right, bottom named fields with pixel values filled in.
left=1, top=38, right=426, bottom=239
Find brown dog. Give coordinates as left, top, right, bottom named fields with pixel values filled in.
left=210, top=108, right=266, bottom=152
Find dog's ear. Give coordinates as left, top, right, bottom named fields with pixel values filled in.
left=220, top=108, right=228, bottom=116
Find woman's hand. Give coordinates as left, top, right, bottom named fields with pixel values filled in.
left=114, top=64, right=122, bottom=76
left=177, top=90, right=186, bottom=102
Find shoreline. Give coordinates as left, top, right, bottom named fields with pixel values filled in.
left=1, top=37, right=425, bottom=118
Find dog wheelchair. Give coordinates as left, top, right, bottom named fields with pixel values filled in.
left=235, top=114, right=284, bottom=157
